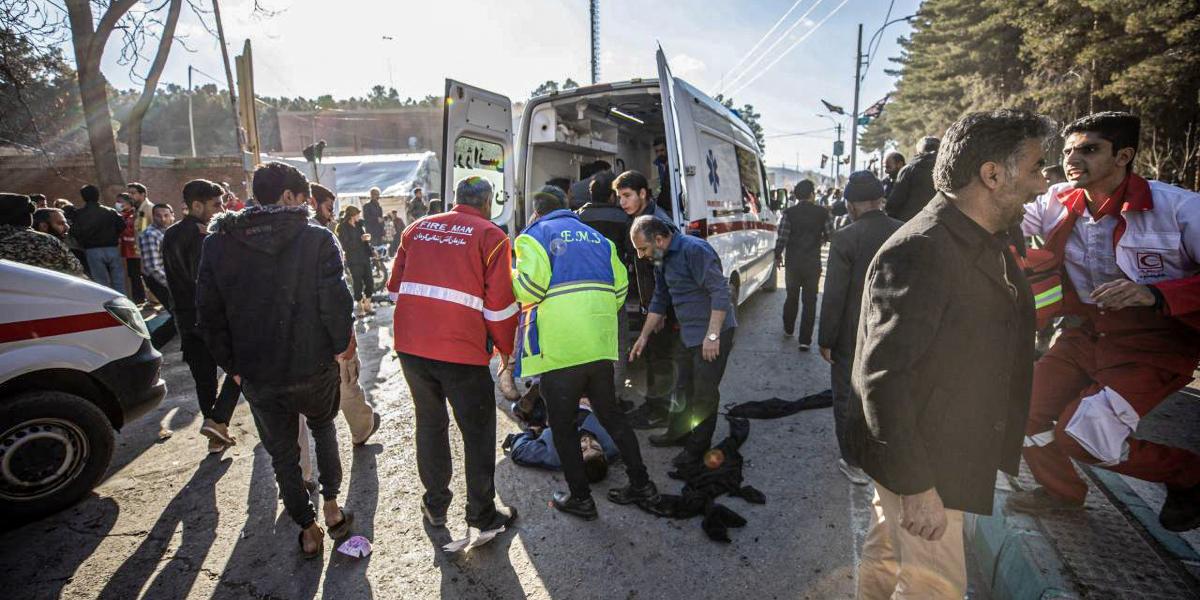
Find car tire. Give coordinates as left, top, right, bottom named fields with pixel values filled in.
left=0, top=391, right=114, bottom=524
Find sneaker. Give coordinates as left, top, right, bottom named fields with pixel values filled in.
left=837, top=459, right=871, bottom=486
left=1005, top=487, right=1084, bottom=515
left=798, top=344, right=811, bottom=352
left=422, top=502, right=447, bottom=528
left=551, top=492, right=598, bottom=520
left=1160, top=483, right=1200, bottom=532
left=649, top=431, right=689, bottom=447
left=607, top=481, right=660, bottom=506
left=627, top=404, right=668, bottom=430
left=479, top=505, right=519, bottom=532
left=207, top=438, right=228, bottom=454
left=354, top=413, right=382, bottom=447
left=783, top=329, right=794, bottom=338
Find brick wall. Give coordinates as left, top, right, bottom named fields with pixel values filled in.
left=0, top=154, right=247, bottom=212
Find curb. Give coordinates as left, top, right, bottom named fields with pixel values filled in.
left=965, top=477, right=1081, bottom=599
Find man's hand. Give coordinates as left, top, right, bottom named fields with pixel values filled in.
left=702, top=336, right=720, bottom=362
left=900, top=488, right=948, bottom=541
left=1091, top=279, right=1155, bottom=311
left=336, top=332, right=358, bottom=362
left=819, top=347, right=834, bottom=364
left=775, top=256, right=784, bottom=269
left=232, top=374, right=242, bottom=386
left=630, top=335, right=649, bottom=361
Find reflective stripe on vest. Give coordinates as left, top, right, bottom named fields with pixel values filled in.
left=398, top=282, right=517, bottom=322
left=1034, top=284, right=1063, bottom=310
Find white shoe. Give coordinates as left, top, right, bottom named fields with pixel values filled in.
left=838, top=459, right=871, bottom=486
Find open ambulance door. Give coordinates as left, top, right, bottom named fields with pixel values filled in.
left=655, top=46, right=690, bottom=226
left=441, top=79, right=515, bottom=228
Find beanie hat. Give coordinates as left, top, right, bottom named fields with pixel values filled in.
left=844, top=170, right=885, bottom=203
left=533, top=184, right=567, bottom=208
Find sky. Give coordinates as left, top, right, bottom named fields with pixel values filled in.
left=93, top=0, right=921, bottom=172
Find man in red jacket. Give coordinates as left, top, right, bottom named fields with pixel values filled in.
left=387, top=176, right=519, bottom=534
left=1010, top=112, right=1200, bottom=532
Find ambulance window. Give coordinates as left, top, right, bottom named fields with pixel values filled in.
left=452, top=136, right=506, bottom=217
left=735, top=145, right=762, bottom=216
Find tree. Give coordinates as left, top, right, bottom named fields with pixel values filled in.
left=530, top=78, right=580, bottom=97
left=0, top=28, right=85, bottom=156
left=714, top=94, right=766, bottom=151
left=123, top=0, right=182, bottom=181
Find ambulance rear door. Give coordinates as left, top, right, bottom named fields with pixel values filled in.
left=441, top=79, right=515, bottom=228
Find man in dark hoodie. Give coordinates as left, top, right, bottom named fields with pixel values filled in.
left=196, top=162, right=356, bottom=557
left=885, top=136, right=940, bottom=222
left=71, top=184, right=127, bottom=293
left=577, top=170, right=633, bottom=399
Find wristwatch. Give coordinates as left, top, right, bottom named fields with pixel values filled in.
left=706, top=332, right=719, bottom=342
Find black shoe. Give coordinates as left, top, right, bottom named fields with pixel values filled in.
left=1005, top=487, right=1084, bottom=515
left=1160, top=483, right=1200, bottom=532
left=627, top=404, right=668, bottom=429
left=607, top=481, right=660, bottom=505
left=798, top=344, right=810, bottom=351
left=671, top=449, right=703, bottom=469
left=551, top=492, right=598, bottom=520
left=649, top=431, right=689, bottom=447
left=479, top=505, right=518, bottom=532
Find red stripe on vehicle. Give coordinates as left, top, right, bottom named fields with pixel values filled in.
left=707, top=221, right=779, bottom=236
left=0, top=311, right=122, bottom=343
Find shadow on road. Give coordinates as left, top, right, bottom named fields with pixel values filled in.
left=320, top=442, right=383, bottom=600
left=0, top=495, right=120, bottom=598
left=97, top=455, right=232, bottom=599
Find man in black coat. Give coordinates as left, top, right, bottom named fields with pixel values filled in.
left=71, top=184, right=128, bottom=293
left=362, top=187, right=385, bottom=244
left=850, top=110, right=1052, bottom=598
left=774, top=180, right=829, bottom=350
left=163, top=180, right=242, bottom=455
left=196, top=162, right=356, bottom=557
left=816, top=171, right=901, bottom=487
left=885, top=136, right=940, bottom=222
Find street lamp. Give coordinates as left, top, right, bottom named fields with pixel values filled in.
left=850, top=14, right=916, bottom=174
left=817, top=113, right=845, bottom=184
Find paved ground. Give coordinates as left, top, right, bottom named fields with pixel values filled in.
left=0, top=278, right=889, bottom=599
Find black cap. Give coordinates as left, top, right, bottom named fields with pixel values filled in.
left=844, top=171, right=885, bottom=203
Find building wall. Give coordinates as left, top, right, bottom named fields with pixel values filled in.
left=0, top=155, right=247, bottom=212
left=277, top=107, right=443, bottom=156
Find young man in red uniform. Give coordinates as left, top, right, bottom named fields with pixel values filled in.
left=1010, top=112, right=1200, bottom=531
left=387, top=176, right=519, bottom=534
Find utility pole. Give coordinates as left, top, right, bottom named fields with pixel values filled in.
left=590, top=0, right=600, bottom=84
left=211, top=0, right=250, bottom=194
left=833, top=122, right=843, bottom=184
left=850, top=23, right=863, bottom=174
left=187, top=66, right=196, bottom=157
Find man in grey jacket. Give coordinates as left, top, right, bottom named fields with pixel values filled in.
left=817, top=171, right=901, bottom=486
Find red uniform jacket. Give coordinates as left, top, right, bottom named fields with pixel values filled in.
left=386, top=205, right=517, bottom=366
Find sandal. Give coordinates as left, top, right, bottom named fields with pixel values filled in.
left=327, top=510, right=355, bottom=539
left=298, top=529, right=323, bottom=559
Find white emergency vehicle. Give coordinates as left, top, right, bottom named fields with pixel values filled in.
left=440, top=48, right=779, bottom=303
left=0, top=260, right=166, bottom=523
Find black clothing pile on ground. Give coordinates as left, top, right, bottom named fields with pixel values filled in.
left=634, top=389, right=833, bottom=542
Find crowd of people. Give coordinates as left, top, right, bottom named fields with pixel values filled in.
left=1, top=107, right=1197, bottom=598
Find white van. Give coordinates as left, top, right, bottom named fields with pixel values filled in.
left=440, top=48, right=779, bottom=303
left=0, top=260, right=167, bottom=523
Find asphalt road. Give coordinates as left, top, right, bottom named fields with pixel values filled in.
left=1, top=277, right=876, bottom=599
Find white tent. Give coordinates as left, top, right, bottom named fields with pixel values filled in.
left=264, top=152, right=440, bottom=200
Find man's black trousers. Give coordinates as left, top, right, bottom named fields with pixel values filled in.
left=398, top=352, right=499, bottom=529
left=179, top=329, right=240, bottom=424
left=243, top=363, right=342, bottom=528
left=540, top=360, right=650, bottom=499
left=673, top=328, right=735, bottom=455
left=830, top=348, right=860, bottom=466
left=783, top=262, right=820, bottom=344
left=642, top=321, right=679, bottom=412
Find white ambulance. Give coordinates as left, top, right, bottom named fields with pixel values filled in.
left=440, top=47, right=779, bottom=303
left=0, top=260, right=166, bottom=523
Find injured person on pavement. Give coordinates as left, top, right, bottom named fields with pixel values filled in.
left=502, top=383, right=620, bottom=482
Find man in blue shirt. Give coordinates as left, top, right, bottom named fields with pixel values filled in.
left=629, top=215, right=737, bottom=468
left=504, top=402, right=620, bottom=481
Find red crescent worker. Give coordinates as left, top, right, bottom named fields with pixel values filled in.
left=1009, top=112, right=1200, bottom=532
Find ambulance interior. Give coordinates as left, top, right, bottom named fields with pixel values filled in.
left=523, top=87, right=668, bottom=221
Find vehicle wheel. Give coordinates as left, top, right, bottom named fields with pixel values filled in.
left=0, top=391, right=114, bottom=524
left=763, top=261, right=778, bottom=291
left=372, top=259, right=389, bottom=296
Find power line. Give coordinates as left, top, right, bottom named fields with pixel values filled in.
left=720, top=0, right=808, bottom=93
left=765, top=126, right=836, bottom=139
left=722, top=0, right=828, bottom=95
left=727, top=0, right=850, bottom=98
left=862, top=0, right=895, bottom=79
